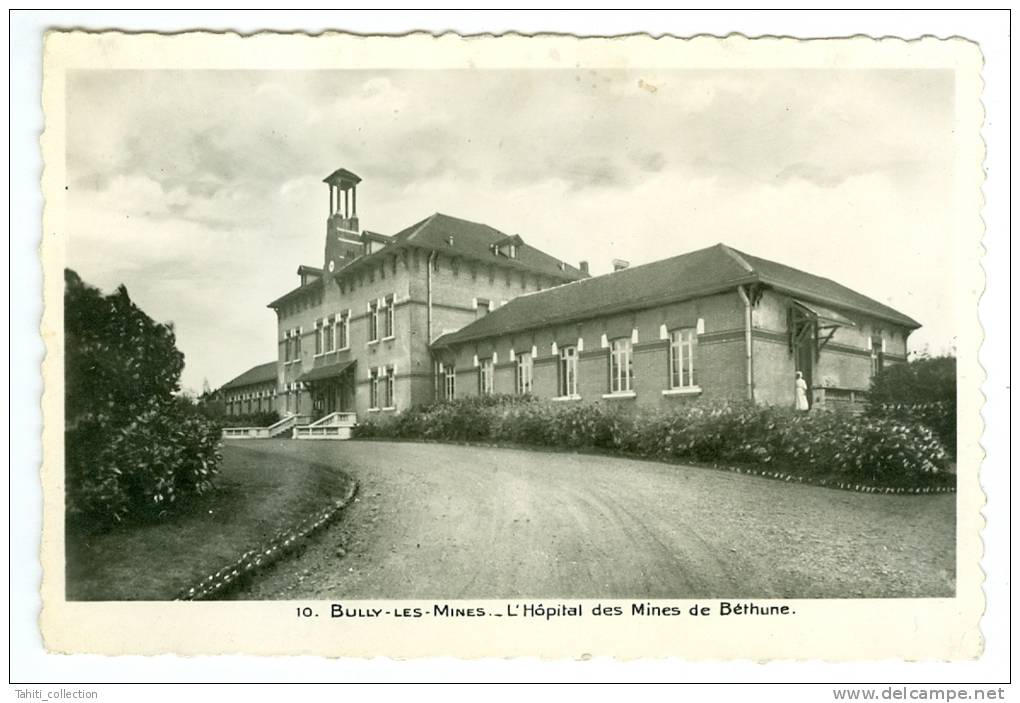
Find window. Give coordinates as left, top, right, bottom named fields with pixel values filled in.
left=558, top=345, right=578, bottom=397
left=609, top=337, right=633, bottom=393
left=443, top=364, right=456, bottom=400
left=337, top=311, right=350, bottom=350
left=324, top=316, right=335, bottom=352
left=285, top=329, right=301, bottom=363
left=314, top=320, right=323, bottom=355
left=669, top=328, right=697, bottom=389
left=385, top=366, right=396, bottom=408
left=383, top=294, right=395, bottom=338
left=369, top=369, right=380, bottom=409
left=491, top=242, right=519, bottom=259
left=476, top=298, right=490, bottom=318
left=478, top=358, right=494, bottom=395
left=516, top=351, right=533, bottom=395
left=870, top=336, right=884, bottom=377
left=368, top=301, right=379, bottom=342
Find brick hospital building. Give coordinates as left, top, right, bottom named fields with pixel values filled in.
left=220, top=167, right=919, bottom=423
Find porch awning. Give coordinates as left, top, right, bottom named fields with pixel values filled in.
left=298, top=359, right=356, bottom=384
left=792, top=299, right=856, bottom=328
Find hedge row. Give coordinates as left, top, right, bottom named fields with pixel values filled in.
left=354, top=396, right=953, bottom=489
left=219, top=411, right=281, bottom=429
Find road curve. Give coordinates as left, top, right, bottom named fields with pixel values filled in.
left=232, top=440, right=955, bottom=600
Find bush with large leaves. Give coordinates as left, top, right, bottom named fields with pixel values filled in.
left=355, top=397, right=951, bottom=487
left=867, top=354, right=956, bottom=457
left=64, top=269, right=222, bottom=531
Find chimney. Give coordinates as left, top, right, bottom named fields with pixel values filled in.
left=612, top=258, right=630, bottom=272
left=579, top=260, right=589, bottom=275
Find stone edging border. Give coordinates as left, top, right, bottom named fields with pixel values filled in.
left=709, top=464, right=956, bottom=494
left=354, top=437, right=956, bottom=495
left=176, top=478, right=359, bottom=601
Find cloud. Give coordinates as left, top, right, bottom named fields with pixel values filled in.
left=65, top=68, right=957, bottom=390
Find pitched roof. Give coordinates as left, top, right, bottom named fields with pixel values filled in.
left=220, top=361, right=278, bottom=390
left=735, top=248, right=920, bottom=328
left=323, top=168, right=362, bottom=186
left=267, top=275, right=323, bottom=309
left=433, top=243, right=920, bottom=347
left=268, top=212, right=585, bottom=309
left=380, top=212, right=586, bottom=282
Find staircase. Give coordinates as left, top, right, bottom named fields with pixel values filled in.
left=293, top=412, right=358, bottom=440
left=221, top=414, right=310, bottom=440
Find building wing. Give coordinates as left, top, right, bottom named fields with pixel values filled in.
left=220, top=361, right=278, bottom=390
left=433, top=243, right=920, bottom=348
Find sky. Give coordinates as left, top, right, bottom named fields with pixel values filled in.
left=65, top=68, right=957, bottom=392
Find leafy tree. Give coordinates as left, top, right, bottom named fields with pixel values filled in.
left=65, top=269, right=183, bottom=427
left=64, top=269, right=221, bottom=530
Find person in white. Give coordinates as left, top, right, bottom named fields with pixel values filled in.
left=795, top=371, right=810, bottom=411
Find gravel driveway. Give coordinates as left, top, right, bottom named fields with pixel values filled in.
left=232, top=439, right=955, bottom=600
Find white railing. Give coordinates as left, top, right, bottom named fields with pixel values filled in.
left=294, top=412, right=358, bottom=440
left=313, top=412, right=357, bottom=427
left=222, top=414, right=311, bottom=440
left=267, top=414, right=311, bottom=437
left=222, top=426, right=270, bottom=439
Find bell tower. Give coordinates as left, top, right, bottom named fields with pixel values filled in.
left=323, top=168, right=363, bottom=273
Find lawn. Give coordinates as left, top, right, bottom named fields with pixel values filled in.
left=65, top=442, right=355, bottom=601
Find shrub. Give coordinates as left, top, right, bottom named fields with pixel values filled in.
left=355, top=396, right=951, bottom=488
left=754, top=409, right=948, bottom=484
left=219, top=411, right=281, bottom=428
left=548, top=402, right=617, bottom=450
left=64, top=270, right=223, bottom=531
left=67, top=400, right=222, bottom=529
left=868, top=355, right=956, bottom=455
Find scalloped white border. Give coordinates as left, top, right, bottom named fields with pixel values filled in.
left=37, top=30, right=985, bottom=661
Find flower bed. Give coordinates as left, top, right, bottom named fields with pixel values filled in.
left=176, top=479, right=358, bottom=601
left=354, top=397, right=954, bottom=492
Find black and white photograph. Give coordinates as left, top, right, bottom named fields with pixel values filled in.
left=34, top=29, right=987, bottom=662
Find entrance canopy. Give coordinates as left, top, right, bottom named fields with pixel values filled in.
left=298, top=359, right=356, bottom=384
left=789, top=299, right=857, bottom=359
left=791, top=299, right=856, bottom=328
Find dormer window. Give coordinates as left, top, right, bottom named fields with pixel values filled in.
left=491, top=234, right=523, bottom=260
